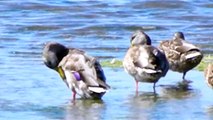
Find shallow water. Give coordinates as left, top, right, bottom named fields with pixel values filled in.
left=0, top=0, right=213, bottom=120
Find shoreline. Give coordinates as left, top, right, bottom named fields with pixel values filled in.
left=100, top=54, right=213, bottom=71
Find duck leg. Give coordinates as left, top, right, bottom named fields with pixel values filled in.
left=72, top=89, right=76, bottom=103
left=135, top=80, right=139, bottom=95
left=182, top=71, right=192, bottom=82
left=153, top=82, right=156, bottom=94
left=182, top=72, right=186, bottom=80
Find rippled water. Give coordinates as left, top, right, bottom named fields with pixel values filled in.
left=0, top=0, right=213, bottom=120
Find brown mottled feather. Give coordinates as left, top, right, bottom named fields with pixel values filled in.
left=159, top=32, right=203, bottom=79
left=204, top=64, right=213, bottom=88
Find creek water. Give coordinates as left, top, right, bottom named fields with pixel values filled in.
left=0, top=0, right=213, bottom=120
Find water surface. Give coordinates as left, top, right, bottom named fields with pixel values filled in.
left=0, top=0, right=213, bottom=120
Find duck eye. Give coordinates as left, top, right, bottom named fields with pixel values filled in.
left=44, top=61, right=52, bottom=68
left=131, top=36, right=136, bottom=40
left=47, top=61, right=52, bottom=66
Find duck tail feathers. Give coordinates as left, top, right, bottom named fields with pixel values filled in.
left=88, top=86, right=108, bottom=93
left=185, top=51, right=202, bottom=59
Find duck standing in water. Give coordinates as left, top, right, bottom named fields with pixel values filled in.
left=42, top=42, right=110, bottom=101
left=159, top=32, right=203, bottom=81
left=123, top=30, right=169, bottom=93
left=204, top=64, right=213, bottom=89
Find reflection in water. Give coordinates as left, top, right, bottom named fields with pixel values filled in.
left=38, top=106, right=65, bottom=120
left=160, top=85, right=197, bottom=100
left=125, top=92, right=159, bottom=120
left=134, top=92, right=159, bottom=104
left=206, top=106, right=213, bottom=120
left=125, top=86, right=200, bottom=120
left=159, top=81, right=198, bottom=100
left=64, top=99, right=105, bottom=120
left=30, top=100, right=105, bottom=120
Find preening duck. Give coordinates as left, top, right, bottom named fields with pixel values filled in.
left=123, top=30, right=169, bottom=93
left=159, top=32, right=203, bottom=80
left=42, top=42, right=110, bottom=101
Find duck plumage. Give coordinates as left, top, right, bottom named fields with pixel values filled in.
left=123, top=30, right=169, bottom=93
left=159, top=32, right=203, bottom=80
left=42, top=42, right=110, bottom=100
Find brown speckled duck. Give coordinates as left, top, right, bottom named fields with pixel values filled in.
left=42, top=42, right=110, bottom=101
left=159, top=32, right=203, bottom=80
left=204, top=64, right=213, bottom=88
left=123, top=30, right=169, bottom=93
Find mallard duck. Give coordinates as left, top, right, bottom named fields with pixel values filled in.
left=204, top=64, right=213, bottom=88
left=42, top=42, right=110, bottom=101
left=123, top=30, right=169, bottom=93
left=159, top=32, right=203, bottom=80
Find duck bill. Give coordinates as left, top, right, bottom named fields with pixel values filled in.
left=55, top=66, right=66, bottom=80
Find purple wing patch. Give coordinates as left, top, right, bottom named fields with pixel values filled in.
left=72, top=71, right=81, bottom=81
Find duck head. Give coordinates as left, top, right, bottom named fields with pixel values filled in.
left=173, top=32, right=185, bottom=40
left=42, top=42, right=69, bottom=70
left=130, top=30, right=151, bottom=46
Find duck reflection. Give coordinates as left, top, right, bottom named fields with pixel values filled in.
left=206, top=106, right=213, bottom=120
left=160, top=83, right=197, bottom=99
left=134, top=92, right=159, bottom=103
left=64, top=99, right=105, bottom=120
left=36, top=99, right=105, bottom=120
left=125, top=92, right=159, bottom=120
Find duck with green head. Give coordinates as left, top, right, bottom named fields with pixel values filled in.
left=42, top=42, right=110, bottom=101
left=123, top=30, right=169, bottom=94
left=159, top=32, right=203, bottom=81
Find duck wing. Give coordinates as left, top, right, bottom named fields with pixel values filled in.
left=151, top=46, right=169, bottom=76
left=124, top=45, right=160, bottom=73
left=123, top=46, right=140, bottom=75
left=61, top=49, right=110, bottom=90
left=93, top=60, right=110, bottom=89
left=133, top=45, right=168, bottom=76
left=76, top=54, right=111, bottom=93
left=175, top=40, right=201, bottom=53
left=133, top=46, right=154, bottom=69
left=159, top=39, right=201, bottom=60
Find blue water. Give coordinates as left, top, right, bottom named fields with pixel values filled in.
left=0, top=0, right=213, bottom=120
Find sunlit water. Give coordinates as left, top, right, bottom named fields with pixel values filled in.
left=0, top=0, right=213, bottom=120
